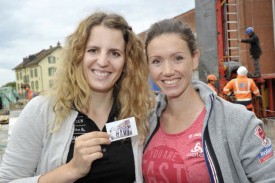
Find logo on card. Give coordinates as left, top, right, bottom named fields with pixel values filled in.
left=255, top=126, right=268, bottom=147
left=257, top=144, right=274, bottom=164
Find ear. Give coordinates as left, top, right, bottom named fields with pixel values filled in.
left=192, top=49, right=200, bottom=71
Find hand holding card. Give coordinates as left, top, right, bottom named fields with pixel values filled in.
left=106, top=117, right=138, bottom=142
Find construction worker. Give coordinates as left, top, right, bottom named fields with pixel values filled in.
left=207, top=74, right=218, bottom=94
left=223, top=66, right=260, bottom=111
left=238, top=27, right=262, bottom=78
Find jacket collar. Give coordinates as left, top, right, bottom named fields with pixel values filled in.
left=155, top=80, right=216, bottom=117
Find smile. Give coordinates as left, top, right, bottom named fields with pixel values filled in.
left=162, top=79, right=179, bottom=85
left=92, top=70, right=111, bottom=77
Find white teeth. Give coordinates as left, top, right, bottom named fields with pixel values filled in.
left=93, top=70, right=110, bottom=77
left=163, top=79, right=177, bottom=85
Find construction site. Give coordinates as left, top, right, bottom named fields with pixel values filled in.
left=194, top=0, right=275, bottom=142
left=1, top=0, right=275, bottom=161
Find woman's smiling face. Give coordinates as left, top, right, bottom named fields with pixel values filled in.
left=147, top=33, right=199, bottom=98
left=83, top=25, right=125, bottom=94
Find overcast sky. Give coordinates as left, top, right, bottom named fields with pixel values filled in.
left=0, top=0, right=195, bottom=87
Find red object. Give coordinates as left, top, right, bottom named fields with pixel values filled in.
left=253, top=74, right=275, bottom=117
left=26, top=88, right=33, bottom=100
left=216, top=0, right=227, bottom=94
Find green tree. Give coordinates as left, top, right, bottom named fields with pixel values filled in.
left=1, top=81, right=16, bottom=88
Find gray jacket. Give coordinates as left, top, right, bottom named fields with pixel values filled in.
left=144, top=80, right=275, bottom=183
left=0, top=96, right=143, bottom=183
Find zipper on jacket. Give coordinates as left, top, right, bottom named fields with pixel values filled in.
left=144, top=102, right=161, bottom=152
left=204, top=127, right=224, bottom=183
left=144, top=116, right=160, bottom=152
left=203, top=94, right=224, bottom=183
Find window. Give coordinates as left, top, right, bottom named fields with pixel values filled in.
left=35, top=81, right=39, bottom=90
left=34, top=68, right=38, bottom=77
left=16, top=72, right=19, bottom=80
left=48, top=56, right=56, bottom=64
left=48, top=67, right=56, bottom=76
left=20, top=72, right=22, bottom=80
left=30, top=69, right=33, bottom=78
left=49, top=80, right=54, bottom=88
left=26, top=75, right=30, bottom=84
left=23, top=75, right=27, bottom=83
left=31, top=81, right=34, bottom=90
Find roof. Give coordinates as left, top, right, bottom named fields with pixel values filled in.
left=13, top=43, right=62, bottom=70
left=138, top=8, right=195, bottom=41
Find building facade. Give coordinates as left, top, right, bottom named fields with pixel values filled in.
left=13, top=42, right=62, bottom=96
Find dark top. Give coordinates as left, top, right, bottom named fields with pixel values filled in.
left=67, top=105, right=135, bottom=183
left=241, top=32, right=262, bottom=58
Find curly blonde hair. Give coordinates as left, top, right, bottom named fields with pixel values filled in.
left=50, top=12, right=154, bottom=140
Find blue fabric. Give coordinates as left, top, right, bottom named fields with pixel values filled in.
left=148, top=78, right=160, bottom=92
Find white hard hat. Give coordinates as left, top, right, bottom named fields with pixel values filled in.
left=237, top=66, right=248, bottom=76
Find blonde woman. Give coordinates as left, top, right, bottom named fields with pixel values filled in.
left=0, top=12, right=153, bottom=183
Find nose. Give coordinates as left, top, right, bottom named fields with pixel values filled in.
left=163, top=61, right=174, bottom=76
left=97, top=52, right=109, bottom=67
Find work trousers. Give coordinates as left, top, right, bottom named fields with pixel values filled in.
left=235, top=100, right=253, bottom=111
left=253, top=57, right=261, bottom=76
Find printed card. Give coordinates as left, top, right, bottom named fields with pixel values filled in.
left=106, top=117, right=138, bottom=142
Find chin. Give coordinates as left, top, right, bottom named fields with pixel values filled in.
left=90, top=86, right=113, bottom=93
left=163, top=91, right=181, bottom=98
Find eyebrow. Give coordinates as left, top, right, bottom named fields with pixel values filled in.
left=109, top=48, right=124, bottom=53
left=85, top=45, right=124, bottom=52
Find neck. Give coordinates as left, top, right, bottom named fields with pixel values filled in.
left=86, top=91, right=114, bottom=130
left=161, top=87, right=205, bottom=133
left=90, top=91, right=113, bottom=109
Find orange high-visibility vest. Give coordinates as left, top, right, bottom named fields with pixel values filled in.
left=223, top=75, right=260, bottom=108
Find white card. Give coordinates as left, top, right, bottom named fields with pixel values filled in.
left=106, top=117, right=138, bottom=142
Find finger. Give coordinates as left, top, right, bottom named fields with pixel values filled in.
left=85, top=145, right=102, bottom=154
left=85, top=137, right=111, bottom=146
left=74, top=137, right=111, bottom=151
left=73, top=145, right=102, bottom=160
left=85, top=151, right=104, bottom=163
left=77, top=131, right=110, bottom=141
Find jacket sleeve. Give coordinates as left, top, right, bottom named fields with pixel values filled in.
left=223, top=80, right=234, bottom=95
left=241, top=34, right=259, bottom=43
left=0, top=97, right=46, bottom=183
left=239, top=114, right=275, bottom=182
left=241, top=38, right=253, bottom=43
left=250, top=80, right=260, bottom=96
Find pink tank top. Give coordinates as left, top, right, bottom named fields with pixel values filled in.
left=142, top=108, right=210, bottom=183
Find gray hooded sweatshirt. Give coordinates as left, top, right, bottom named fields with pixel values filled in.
left=144, top=80, right=275, bottom=183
